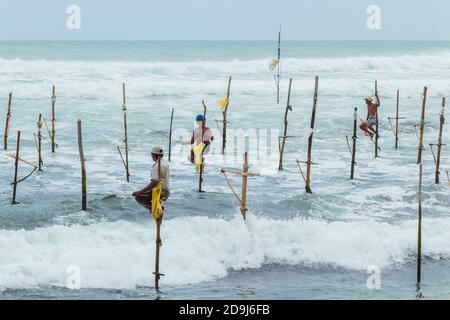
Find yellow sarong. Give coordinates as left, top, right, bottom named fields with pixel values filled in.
left=151, top=181, right=164, bottom=220
left=192, top=142, right=205, bottom=173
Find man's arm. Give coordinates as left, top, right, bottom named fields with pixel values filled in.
left=204, top=128, right=214, bottom=145
left=375, top=91, right=381, bottom=107
left=181, top=131, right=195, bottom=145
left=132, top=180, right=158, bottom=196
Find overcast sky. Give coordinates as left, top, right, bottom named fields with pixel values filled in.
left=0, top=0, right=449, bottom=40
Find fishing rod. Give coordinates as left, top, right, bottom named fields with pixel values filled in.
left=148, top=128, right=183, bottom=144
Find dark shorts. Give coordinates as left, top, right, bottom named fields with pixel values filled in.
left=134, top=190, right=170, bottom=210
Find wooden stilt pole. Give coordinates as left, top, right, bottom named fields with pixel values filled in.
left=374, top=81, right=379, bottom=158
left=122, top=83, right=130, bottom=182
left=153, top=156, right=164, bottom=290
left=416, top=86, right=427, bottom=287
left=198, top=101, right=207, bottom=193
left=221, top=152, right=259, bottom=220
left=240, top=152, right=249, bottom=220
left=305, top=76, right=319, bottom=193
left=278, top=78, right=293, bottom=171
left=77, top=120, right=87, bottom=211
left=395, top=90, right=400, bottom=149
left=434, top=97, right=445, bottom=184
left=417, top=87, right=428, bottom=164
left=221, top=76, right=232, bottom=155
left=3, top=92, right=12, bottom=150
left=154, top=216, right=163, bottom=290
left=51, top=85, right=56, bottom=153
left=417, top=162, right=423, bottom=287
left=38, top=114, right=43, bottom=171
left=350, top=108, right=358, bottom=180
left=276, top=25, right=281, bottom=104
left=168, top=108, right=174, bottom=162
left=11, top=130, right=20, bottom=205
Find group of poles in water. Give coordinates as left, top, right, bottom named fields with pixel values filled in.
left=1, top=28, right=448, bottom=291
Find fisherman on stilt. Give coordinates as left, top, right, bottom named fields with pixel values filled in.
left=132, top=145, right=170, bottom=214
left=360, top=93, right=381, bottom=139
left=181, top=114, right=214, bottom=172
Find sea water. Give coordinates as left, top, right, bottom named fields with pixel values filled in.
left=0, top=41, right=450, bottom=299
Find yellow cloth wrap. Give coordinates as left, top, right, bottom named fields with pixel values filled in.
left=151, top=180, right=164, bottom=220
left=192, top=142, right=205, bottom=173
left=217, top=97, right=229, bottom=111
left=269, top=58, right=280, bottom=71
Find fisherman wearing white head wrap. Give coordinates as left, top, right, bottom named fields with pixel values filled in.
left=132, top=145, right=170, bottom=210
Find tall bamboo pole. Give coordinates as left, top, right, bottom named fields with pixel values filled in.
left=198, top=101, right=207, bottom=192
left=221, top=76, right=232, bottom=155
left=416, top=86, right=427, bottom=287
left=417, top=87, right=428, bottom=164
left=278, top=78, right=293, bottom=171
left=3, top=92, right=12, bottom=150
left=38, top=114, right=43, bottom=171
left=51, top=85, right=56, bottom=153
left=77, top=120, right=87, bottom=211
left=350, top=108, right=358, bottom=180
left=276, top=25, right=281, bottom=104
left=395, top=90, right=400, bottom=149
left=122, top=83, right=130, bottom=182
left=240, top=152, right=249, bottom=220
left=374, top=81, right=379, bottom=158
left=417, top=162, right=423, bottom=287
left=11, top=130, right=20, bottom=205
left=168, top=108, right=174, bottom=162
left=305, top=76, right=319, bottom=193
left=154, top=216, right=163, bottom=290
left=153, top=156, right=164, bottom=290
left=434, top=97, right=445, bottom=184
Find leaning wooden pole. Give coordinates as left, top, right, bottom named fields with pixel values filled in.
left=350, top=108, right=358, bottom=180
left=198, top=101, right=207, bottom=193
left=11, top=130, right=20, bottom=205
left=416, top=86, right=427, bottom=287
left=434, top=97, right=445, bottom=184
left=37, top=114, right=43, bottom=171
left=51, top=85, right=56, bottom=153
left=122, top=83, right=130, bottom=182
left=77, top=120, right=87, bottom=211
left=221, top=76, right=232, bottom=155
left=395, top=90, right=400, bottom=149
left=168, top=108, right=174, bottom=162
left=374, top=81, right=379, bottom=158
left=305, top=76, right=319, bottom=193
left=3, top=92, right=12, bottom=150
left=278, top=78, right=293, bottom=171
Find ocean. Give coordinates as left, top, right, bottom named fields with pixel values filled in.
left=0, top=41, right=450, bottom=299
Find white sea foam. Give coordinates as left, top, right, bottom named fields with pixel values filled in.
left=1, top=53, right=450, bottom=100
left=0, top=214, right=449, bottom=290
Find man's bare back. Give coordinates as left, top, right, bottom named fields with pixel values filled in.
left=360, top=95, right=381, bottom=138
